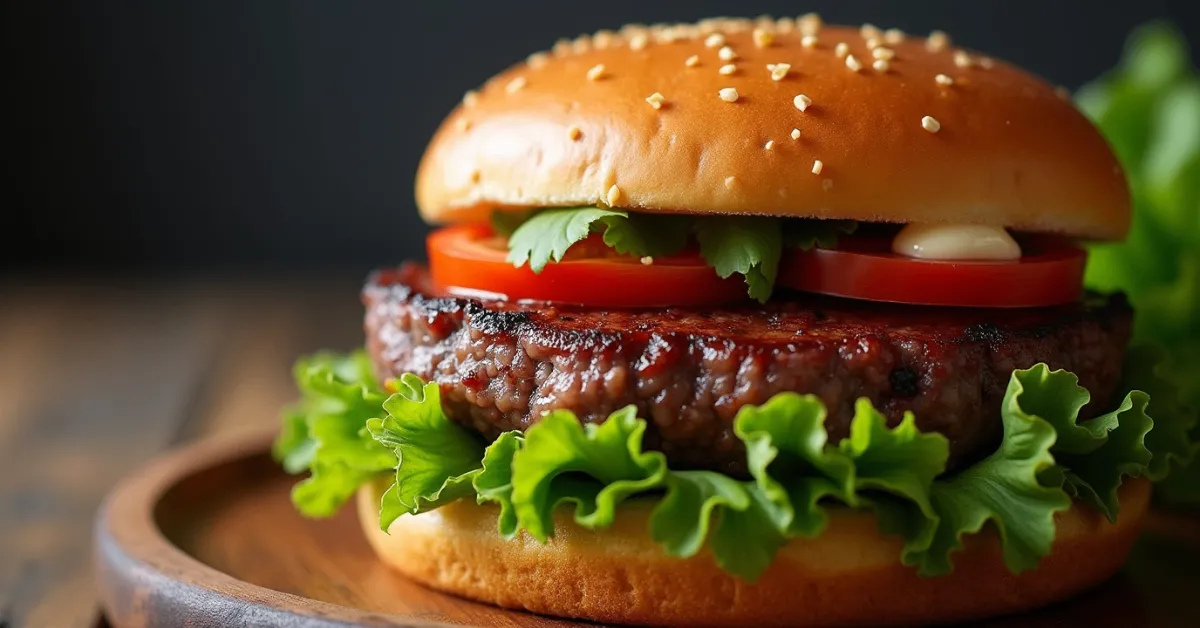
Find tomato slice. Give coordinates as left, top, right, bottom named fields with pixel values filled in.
left=427, top=224, right=749, bottom=307
left=777, top=234, right=1087, bottom=308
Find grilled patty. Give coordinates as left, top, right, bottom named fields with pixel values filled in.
left=364, top=264, right=1132, bottom=476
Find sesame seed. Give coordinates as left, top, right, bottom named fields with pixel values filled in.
left=527, top=52, right=549, bottom=68
left=926, top=30, right=949, bottom=52
left=935, top=73, right=955, bottom=86
left=593, top=30, right=615, bottom=49
left=979, top=57, right=995, bottom=69
left=822, top=179, right=834, bottom=192
left=719, top=63, right=738, bottom=75
left=470, top=170, right=481, bottom=184
left=705, top=33, right=726, bottom=48
left=791, top=128, right=801, bottom=140
left=640, top=256, right=654, bottom=265
left=553, top=39, right=572, bottom=56
left=812, top=159, right=824, bottom=174
left=770, top=63, right=791, bottom=81
left=606, top=184, right=622, bottom=206
left=872, top=47, right=895, bottom=60
left=884, top=28, right=905, bottom=44
left=456, top=118, right=471, bottom=132
left=572, top=35, right=591, bottom=54
left=835, top=42, right=849, bottom=58
left=776, top=17, right=796, bottom=33
left=567, top=125, right=582, bottom=141
left=719, top=87, right=739, bottom=102
left=921, top=115, right=941, bottom=133
left=873, top=58, right=889, bottom=72
left=724, top=176, right=738, bottom=189
left=629, top=33, right=649, bottom=50
left=953, top=50, right=972, bottom=68
left=505, top=76, right=526, bottom=94
left=645, top=92, right=667, bottom=109
left=801, top=35, right=818, bottom=48
left=798, top=13, right=822, bottom=36
left=685, top=54, right=701, bottom=67
left=794, top=94, right=812, bottom=111
left=753, top=27, right=775, bottom=48
left=718, top=45, right=738, bottom=61
left=764, top=140, right=775, bottom=150
left=846, top=54, right=863, bottom=72
left=463, top=90, right=479, bottom=107
left=586, top=64, right=606, bottom=81
left=865, top=37, right=881, bottom=50
left=860, top=23, right=882, bottom=40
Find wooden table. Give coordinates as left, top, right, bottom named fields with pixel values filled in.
left=0, top=272, right=367, bottom=628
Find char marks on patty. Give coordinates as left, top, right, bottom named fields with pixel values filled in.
left=364, top=264, right=1131, bottom=476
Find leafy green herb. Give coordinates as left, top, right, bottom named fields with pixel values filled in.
left=695, top=216, right=783, bottom=303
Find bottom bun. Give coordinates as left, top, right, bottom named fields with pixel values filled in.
left=357, top=478, right=1150, bottom=627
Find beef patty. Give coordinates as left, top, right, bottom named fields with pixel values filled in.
left=364, top=264, right=1132, bottom=476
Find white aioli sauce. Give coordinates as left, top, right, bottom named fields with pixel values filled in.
left=892, top=224, right=1022, bottom=260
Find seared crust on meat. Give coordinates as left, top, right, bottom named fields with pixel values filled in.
left=364, top=264, right=1132, bottom=475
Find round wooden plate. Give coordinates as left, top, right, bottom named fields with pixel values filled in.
left=95, top=427, right=1200, bottom=628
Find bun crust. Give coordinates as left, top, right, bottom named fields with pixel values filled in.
left=358, top=477, right=1150, bottom=626
left=415, top=19, right=1129, bottom=240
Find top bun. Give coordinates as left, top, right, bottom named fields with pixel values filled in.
left=415, top=16, right=1130, bottom=241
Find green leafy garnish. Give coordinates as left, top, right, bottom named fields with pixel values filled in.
left=490, top=208, right=539, bottom=238
left=278, top=352, right=1194, bottom=581
left=270, top=351, right=396, bottom=518
left=366, top=373, right=486, bottom=529
left=1076, top=20, right=1200, bottom=502
left=506, top=207, right=627, bottom=272
left=695, top=216, right=783, bottom=303
left=494, top=208, right=856, bottom=301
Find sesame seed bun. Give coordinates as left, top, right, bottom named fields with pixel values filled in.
left=358, top=478, right=1150, bottom=626
left=415, top=18, right=1130, bottom=241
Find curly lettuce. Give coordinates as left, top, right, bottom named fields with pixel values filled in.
left=276, top=348, right=1194, bottom=582
left=1075, top=20, right=1200, bottom=502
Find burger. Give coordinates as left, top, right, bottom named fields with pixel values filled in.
left=271, top=15, right=1197, bottom=626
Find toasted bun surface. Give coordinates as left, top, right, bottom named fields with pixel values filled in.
left=358, top=477, right=1150, bottom=627
left=415, top=18, right=1129, bottom=240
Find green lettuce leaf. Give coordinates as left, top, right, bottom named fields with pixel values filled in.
left=1122, top=346, right=1198, bottom=482
left=649, top=470, right=751, bottom=558
left=271, top=351, right=395, bottom=518
left=366, top=373, right=486, bottom=528
left=734, top=393, right=856, bottom=535
left=510, top=406, right=669, bottom=541
left=277, top=350, right=1195, bottom=582
left=474, top=431, right=524, bottom=537
left=842, top=401, right=948, bottom=560
left=695, top=216, right=783, bottom=302
left=1077, top=20, right=1200, bottom=501
left=915, top=368, right=1072, bottom=576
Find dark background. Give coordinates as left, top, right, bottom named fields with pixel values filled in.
left=5, top=1, right=1199, bottom=277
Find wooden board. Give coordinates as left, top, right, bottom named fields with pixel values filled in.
left=95, top=427, right=1200, bottom=628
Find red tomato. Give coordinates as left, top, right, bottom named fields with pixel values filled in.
left=426, top=224, right=749, bottom=308
left=777, top=234, right=1088, bottom=308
